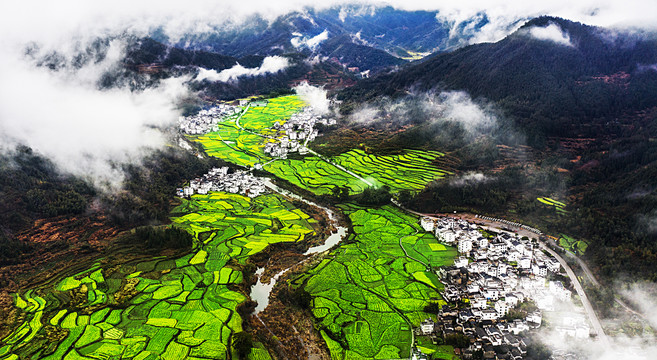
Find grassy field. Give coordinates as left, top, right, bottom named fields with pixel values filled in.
left=292, top=205, right=457, bottom=359
left=1, top=192, right=316, bottom=360
left=559, top=234, right=589, bottom=255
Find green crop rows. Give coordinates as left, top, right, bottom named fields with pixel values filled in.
left=558, top=234, right=588, bottom=255
left=1, top=192, right=315, bottom=360
left=293, top=205, right=457, bottom=360
left=264, top=157, right=370, bottom=195
left=191, top=95, right=306, bottom=168
left=332, top=149, right=450, bottom=192
left=264, top=149, right=450, bottom=196
left=537, top=197, right=567, bottom=215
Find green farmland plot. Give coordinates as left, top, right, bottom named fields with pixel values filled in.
left=240, top=95, right=306, bottom=132
left=294, top=205, right=457, bottom=360
left=1, top=192, right=313, bottom=360
left=537, top=197, right=568, bottom=215
left=189, top=95, right=451, bottom=196
left=265, top=149, right=451, bottom=196
left=191, top=95, right=306, bottom=168
left=558, top=234, right=589, bottom=255
left=264, top=157, right=371, bottom=195
left=332, top=149, right=450, bottom=192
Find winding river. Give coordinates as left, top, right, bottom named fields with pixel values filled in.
left=249, top=179, right=348, bottom=314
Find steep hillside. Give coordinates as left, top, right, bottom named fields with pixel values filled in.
left=337, top=17, right=657, bottom=282
left=339, top=17, right=657, bottom=141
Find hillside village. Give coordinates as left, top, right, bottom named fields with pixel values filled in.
left=178, top=103, right=241, bottom=135
left=415, top=217, right=589, bottom=360
left=177, top=167, right=267, bottom=198
left=263, top=107, right=336, bottom=159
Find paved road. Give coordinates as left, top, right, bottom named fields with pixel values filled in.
left=537, top=243, right=610, bottom=347
left=565, top=251, right=646, bottom=320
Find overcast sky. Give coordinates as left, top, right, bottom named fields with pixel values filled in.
left=1, top=0, right=657, bottom=48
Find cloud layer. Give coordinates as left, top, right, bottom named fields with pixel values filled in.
left=525, top=23, right=574, bottom=46
left=0, top=40, right=189, bottom=191
left=291, top=30, right=330, bottom=50
left=195, top=56, right=290, bottom=82
left=293, top=81, right=330, bottom=115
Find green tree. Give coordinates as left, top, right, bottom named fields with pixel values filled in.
left=232, top=332, right=253, bottom=359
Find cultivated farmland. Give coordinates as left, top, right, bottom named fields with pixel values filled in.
left=1, top=192, right=316, bottom=360
left=293, top=205, right=457, bottom=359
left=192, top=95, right=306, bottom=167
left=559, top=234, right=589, bottom=255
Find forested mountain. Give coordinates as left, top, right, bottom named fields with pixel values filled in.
left=148, top=5, right=496, bottom=71
left=337, top=17, right=657, bottom=281
left=339, top=16, right=657, bottom=143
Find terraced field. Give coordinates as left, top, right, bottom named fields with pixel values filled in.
left=293, top=205, right=457, bottom=360
left=264, top=157, right=370, bottom=195
left=0, top=192, right=315, bottom=360
left=332, top=149, right=449, bottom=192
left=559, top=234, right=589, bottom=255
left=537, top=197, right=567, bottom=215
left=191, top=96, right=306, bottom=168
left=265, top=149, right=450, bottom=196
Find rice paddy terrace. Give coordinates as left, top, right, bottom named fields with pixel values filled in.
left=1, top=193, right=316, bottom=360
left=1, top=95, right=458, bottom=360
left=189, top=95, right=451, bottom=195
left=266, top=149, right=449, bottom=195
left=293, top=205, right=457, bottom=360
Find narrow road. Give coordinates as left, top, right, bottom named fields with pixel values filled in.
left=565, top=251, right=646, bottom=320
left=538, top=243, right=610, bottom=347
left=234, top=103, right=250, bottom=130
left=399, top=230, right=429, bottom=269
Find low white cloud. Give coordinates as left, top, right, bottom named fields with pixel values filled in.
left=338, top=7, right=348, bottom=22
left=619, top=282, right=657, bottom=329
left=526, top=23, right=574, bottom=46
left=348, top=90, right=499, bottom=139
left=293, top=81, right=330, bottom=115
left=450, top=172, right=492, bottom=187
left=195, top=56, right=290, bottom=82
left=0, top=40, right=190, bottom=191
left=291, top=29, right=329, bottom=51
left=638, top=63, right=657, bottom=72
left=429, top=91, right=498, bottom=136
left=347, top=104, right=380, bottom=126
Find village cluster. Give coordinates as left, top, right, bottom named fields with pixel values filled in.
left=414, top=217, right=589, bottom=360
left=178, top=103, right=241, bottom=135
left=263, top=107, right=336, bottom=159
left=176, top=167, right=267, bottom=198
